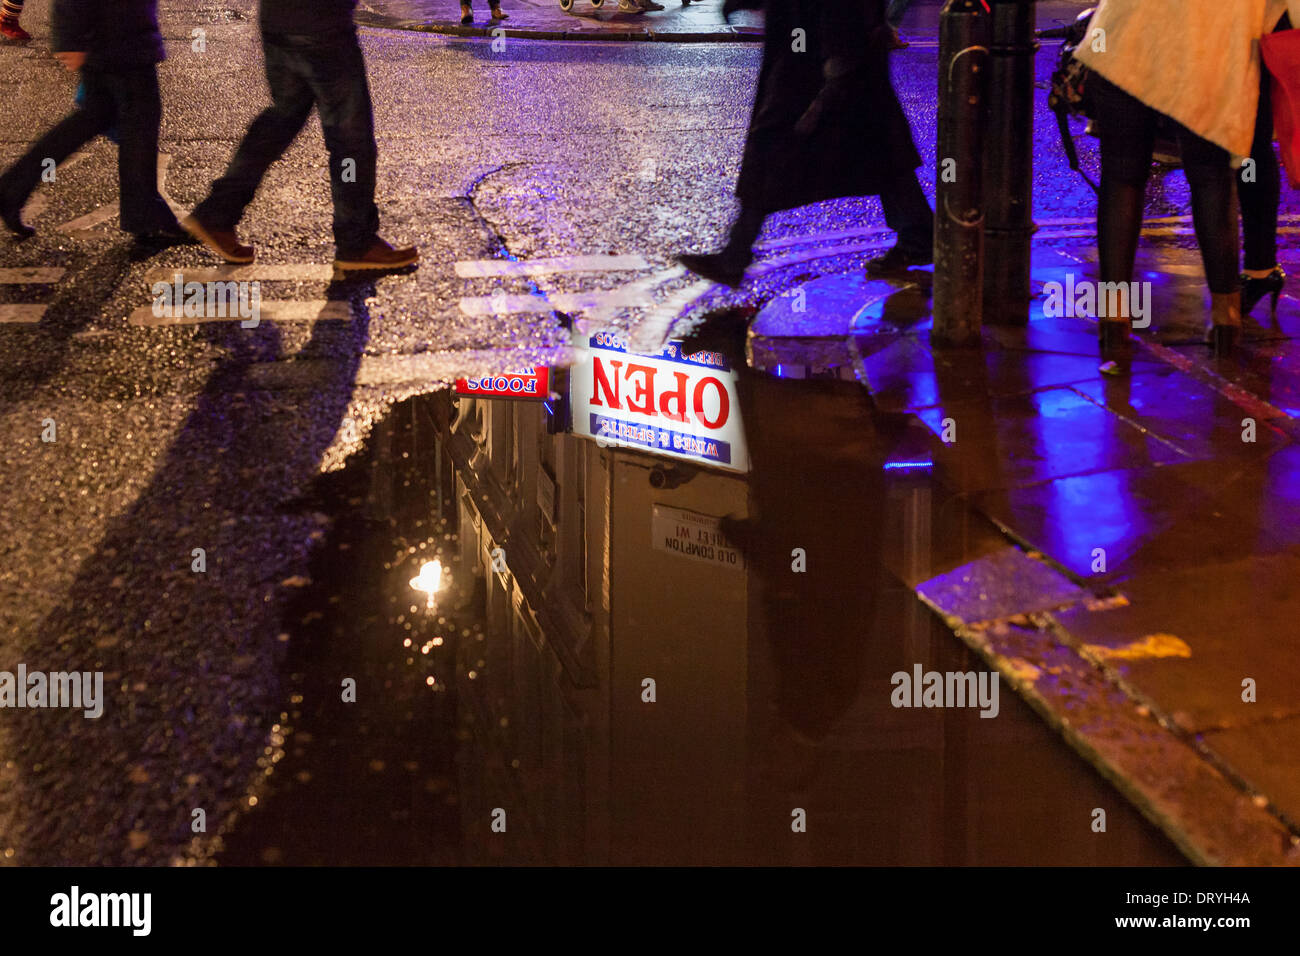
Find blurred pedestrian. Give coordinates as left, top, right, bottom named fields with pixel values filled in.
left=184, top=0, right=418, bottom=271
left=460, top=1, right=508, bottom=24
left=0, top=0, right=190, bottom=245
left=1239, top=8, right=1294, bottom=319
left=1, top=0, right=29, bottom=42
left=677, top=0, right=931, bottom=290
left=1074, top=0, right=1287, bottom=368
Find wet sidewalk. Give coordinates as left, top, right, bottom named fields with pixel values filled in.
left=742, top=240, right=1300, bottom=864
left=357, top=0, right=1094, bottom=42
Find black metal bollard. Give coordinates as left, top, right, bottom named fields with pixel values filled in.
left=983, top=0, right=1038, bottom=325
left=932, top=0, right=991, bottom=348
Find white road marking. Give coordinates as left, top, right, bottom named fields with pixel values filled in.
left=454, top=254, right=650, bottom=277
left=144, top=264, right=335, bottom=284
left=0, top=267, right=65, bottom=284
left=128, top=300, right=351, bottom=326
left=0, top=304, right=47, bottom=323
left=627, top=278, right=714, bottom=354
left=57, top=153, right=178, bottom=234
left=460, top=288, right=658, bottom=316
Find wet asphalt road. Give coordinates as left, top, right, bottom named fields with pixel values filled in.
left=0, top=2, right=1288, bottom=865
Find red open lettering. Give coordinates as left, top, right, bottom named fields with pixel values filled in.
left=692, top=377, right=729, bottom=429
left=590, top=356, right=623, bottom=409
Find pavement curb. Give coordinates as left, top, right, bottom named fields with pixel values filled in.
left=354, top=10, right=764, bottom=42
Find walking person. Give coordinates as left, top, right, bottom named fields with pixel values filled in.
left=1074, top=0, right=1289, bottom=371
left=1, top=0, right=29, bottom=42
left=183, top=0, right=417, bottom=272
left=0, top=0, right=190, bottom=245
left=677, top=0, right=932, bottom=292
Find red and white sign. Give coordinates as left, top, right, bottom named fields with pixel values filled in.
left=454, top=366, right=550, bottom=400
left=570, top=332, right=749, bottom=473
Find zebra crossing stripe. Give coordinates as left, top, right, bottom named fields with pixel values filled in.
left=454, top=254, right=650, bottom=277
left=143, top=264, right=335, bottom=284
left=128, top=300, right=351, bottom=326
left=0, top=268, right=64, bottom=283
left=0, top=304, right=48, bottom=323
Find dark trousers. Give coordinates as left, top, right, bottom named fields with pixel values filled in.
left=1092, top=74, right=1238, bottom=295
left=0, top=65, right=174, bottom=234
left=1239, top=12, right=1289, bottom=272
left=880, top=170, right=934, bottom=255
left=194, top=25, right=380, bottom=257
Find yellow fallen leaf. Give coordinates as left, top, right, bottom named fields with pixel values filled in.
left=1084, top=633, right=1191, bottom=661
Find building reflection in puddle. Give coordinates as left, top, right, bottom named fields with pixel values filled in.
left=416, top=333, right=1186, bottom=866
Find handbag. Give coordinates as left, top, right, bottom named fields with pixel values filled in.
left=1262, top=25, right=1300, bottom=187
left=1044, top=7, right=1099, bottom=193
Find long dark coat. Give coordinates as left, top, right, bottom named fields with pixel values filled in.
left=734, top=0, right=923, bottom=215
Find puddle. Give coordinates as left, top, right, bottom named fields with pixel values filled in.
left=218, top=335, right=1188, bottom=865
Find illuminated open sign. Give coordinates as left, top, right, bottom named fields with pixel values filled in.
left=569, top=333, right=750, bottom=473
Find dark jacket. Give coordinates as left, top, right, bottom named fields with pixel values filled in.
left=260, top=0, right=358, bottom=35
left=52, top=0, right=166, bottom=70
left=736, top=0, right=923, bottom=214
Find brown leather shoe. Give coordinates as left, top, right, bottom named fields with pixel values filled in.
left=333, top=238, right=420, bottom=273
left=182, top=213, right=254, bottom=264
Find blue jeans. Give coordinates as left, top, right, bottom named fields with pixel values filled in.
left=195, top=25, right=380, bottom=257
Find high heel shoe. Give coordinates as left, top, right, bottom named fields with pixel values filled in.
left=1241, top=266, right=1285, bottom=319
left=1205, top=290, right=1242, bottom=356
left=1098, top=318, right=1132, bottom=376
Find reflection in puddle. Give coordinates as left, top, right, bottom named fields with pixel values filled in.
left=219, top=341, right=1187, bottom=866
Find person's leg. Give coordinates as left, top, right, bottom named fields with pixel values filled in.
left=880, top=171, right=933, bottom=256
left=1177, top=125, right=1239, bottom=296
left=192, top=34, right=315, bottom=231
left=677, top=205, right=764, bottom=288
left=1241, top=42, right=1281, bottom=274
left=1175, top=121, right=1242, bottom=351
left=299, top=26, right=380, bottom=257
left=0, top=72, right=114, bottom=232
left=1093, top=76, right=1155, bottom=290
left=110, top=66, right=181, bottom=234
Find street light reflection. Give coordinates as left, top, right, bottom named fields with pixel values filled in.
left=409, top=559, right=443, bottom=608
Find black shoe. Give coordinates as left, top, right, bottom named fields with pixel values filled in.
left=1241, top=267, right=1285, bottom=319
left=131, top=223, right=199, bottom=248
left=0, top=192, right=34, bottom=239
left=865, top=243, right=932, bottom=276
left=676, top=251, right=751, bottom=288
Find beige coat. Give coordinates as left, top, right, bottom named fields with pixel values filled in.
left=1075, top=0, right=1300, bottom=158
